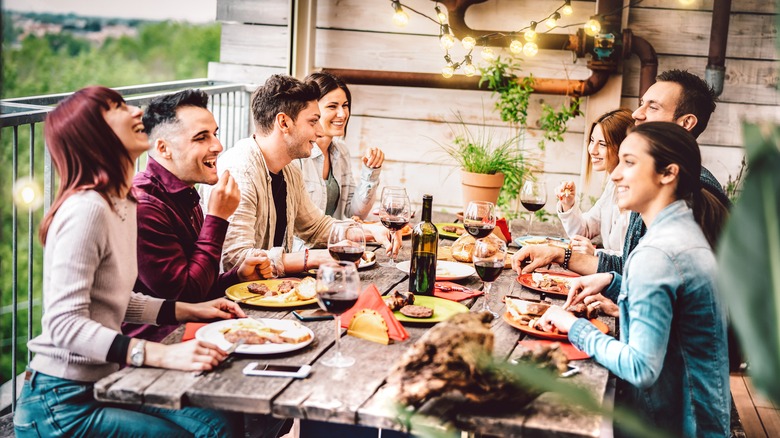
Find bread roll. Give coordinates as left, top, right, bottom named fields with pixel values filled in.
left=451, top=233, right=476, bottom=262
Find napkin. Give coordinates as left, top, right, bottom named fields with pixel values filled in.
left=340, top=284, right=409, bottom=342
left=518, top=340, right=591, bottom=360
left=433, top=281, right=484, bottom=301
left=182, top=322, right=207, bottom=342
left=495, top=218, right=511, bottom=242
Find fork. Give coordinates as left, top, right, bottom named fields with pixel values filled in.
left=196, top=339, right=245, bottom=377
left=434, top=283, right=470, bottom=292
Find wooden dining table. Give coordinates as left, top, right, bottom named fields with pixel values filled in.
left=94, top=214, right=614, bottom=437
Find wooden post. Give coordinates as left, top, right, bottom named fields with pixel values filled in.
left=288, top=0, right=317, bottom=79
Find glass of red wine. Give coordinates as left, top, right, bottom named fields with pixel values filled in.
left=379, top=191, right=411, bottom=267
left=316, top=261, right=361, bottom=368
left=473, top=236, right=507, bottom=319
left=464, top=201, right=496, bottom=239
left=327, top=220, right=365, bottom=265
left=520, top=178, right=548, bottom=236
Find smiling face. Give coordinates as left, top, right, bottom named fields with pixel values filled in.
left=163, top=106, right=223, bottom=186
left=283, top=101, right=322, bottom=159
left=632, top=81, right=684, bottom=126
left=103, top=102, right=148, bottom=160
left=611, top=133, right=668, bottom=215
left=587, top=124, right=618, bottom=173
left=317, top=88, right=350, bottom=138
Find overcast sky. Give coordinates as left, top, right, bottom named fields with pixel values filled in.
left=3, top=0, right=218, bottom=22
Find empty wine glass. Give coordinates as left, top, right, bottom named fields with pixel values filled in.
left=327, top=220, right=365, bottom=265
left=520, top=178, right=547, bottom=236
left=316, top=261, right=361, bottom=368
left=464, top=201, right=496, bottom=239
left=473, top=236, right=507, bottom=319
left=379, top=191, right=411, bottom=267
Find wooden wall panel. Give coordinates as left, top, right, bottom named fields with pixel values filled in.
left=208, top=62, right=285, bottom=86
left=639, top=0, right=776, bottom=14
left=217, top=0, right=288, bottom=24
left=220, top=23, right=289, bottom=67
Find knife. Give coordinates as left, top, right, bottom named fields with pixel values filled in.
left=196, top=338, right=245, bottom=377
left=434, top=283, right=470, bottom=292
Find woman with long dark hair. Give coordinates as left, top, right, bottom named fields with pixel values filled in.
left=14, top=86, right=245, bottom=437
left=539, top=122, right=730, bottom=437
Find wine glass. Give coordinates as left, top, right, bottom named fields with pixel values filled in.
left=379, top=191, right=411, bottom=267
left=473, top=236, right=507, bottom=319
left=464, top=201, right=496, bottom=239
left=327, top=220, right=365, bottom=265
left=316, top=261, right=361, bottom=368
left=520, top=178, right=547, bottom=236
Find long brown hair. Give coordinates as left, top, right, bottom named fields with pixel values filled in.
left=585, top=108, right=633, bottom=182
left=630, top=122, right=728, bottom=248
left=39, top=86, right=135, bottom=244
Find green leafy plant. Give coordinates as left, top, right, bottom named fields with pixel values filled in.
left=723, top=156, right=747, bottom=203
left=479, top=56, right=535, bottom=128
left=538, top=97, right=581, bottom=150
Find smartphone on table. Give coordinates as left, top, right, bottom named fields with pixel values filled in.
left=292, top=309, right=333, bottom=321
left=242, top=362, right=312, bottom=378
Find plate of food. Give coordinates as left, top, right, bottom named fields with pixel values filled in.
left=435, top=223, right=466, bottom=240
left=390, top=295, right=469, bottom=324
left=225, top=277, right=317, bottom=307
left=517, top=271, right=581, bottom=297
left=513, top=235, right=570, bottom=249
left=195, top=318, right=314, bottom=354
left=503, top=298, right=608, bottom=341
left=395, top=260, right=476, bottom=281
left=359, top=252, right=377, bottom=269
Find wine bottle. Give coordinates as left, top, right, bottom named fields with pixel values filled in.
left=408, top=194, right=438, bottom=295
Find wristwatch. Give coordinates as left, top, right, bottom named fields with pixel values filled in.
left=130, top=340, right=146, bottom=367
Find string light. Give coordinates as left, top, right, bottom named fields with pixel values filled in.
left=524, top=22, right=537, bottom=42
left=678, top=0, right=696, bottom=4
left=391, top=0, right=409, bottom=27
left=545, top=12, right=560, bottom=29
left=584, top=16, right=601, bottom=36
left=522, top=42, right=538, bottom=57
left=509, top=39, right=523, bottom=54
left=561, top=0, right=573, bottom=16
left=13, top=177, right=43, bottom=210
left=439, top=24, right=455, bottom=49
left=435, top=5, right=447, bottom=23
left=462, top=36, right=476, bottom=51
left=480, top=47, right=496, bottom=61
left=462, top=55, right=477, bottom=77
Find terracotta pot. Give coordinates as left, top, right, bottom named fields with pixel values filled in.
left=460, top=170, right=505, bottom=213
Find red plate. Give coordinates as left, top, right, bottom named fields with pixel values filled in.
left=516, top=271, right=581, bottom=297
left=502, top=311, right=609, bottom=342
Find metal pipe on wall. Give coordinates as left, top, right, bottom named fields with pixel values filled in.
left=706, top=0, right=732, bottom=96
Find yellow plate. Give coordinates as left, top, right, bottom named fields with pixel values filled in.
left=225, top=278, right=317, bottom=308
left=393, top=295, right=469, bottom=324
left=435, top=222, right=465, bottom=240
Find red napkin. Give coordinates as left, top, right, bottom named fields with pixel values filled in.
left=495, top=217, right=511, bottom=242
left=340, top=284, right=409, bottom=341
left=182, top=322, right=207, bottom=342
left=433, top=282, right=484, bottom=301
left=518, top=340, right=591, bottom=360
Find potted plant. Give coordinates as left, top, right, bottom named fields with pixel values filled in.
left=439, top=114, right=528, bottom=214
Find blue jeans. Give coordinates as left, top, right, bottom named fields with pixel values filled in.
left=14, top=370, right=242, bottom=437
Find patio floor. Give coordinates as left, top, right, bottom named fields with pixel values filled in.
left=731, top=373, right=780, bottom=437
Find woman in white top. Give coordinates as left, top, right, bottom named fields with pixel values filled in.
left=557, top=108, right=634, bottom=256
left=295, top=72, right=384, bottom=220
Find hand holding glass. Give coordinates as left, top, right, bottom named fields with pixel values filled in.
left=379, top=192, right=410, bottom=267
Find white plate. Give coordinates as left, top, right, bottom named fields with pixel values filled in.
left=359, top=257, right=376, bottom=270
left=195, top=318, right=314, bottom=355
left=395, top=260, right=476, bottom=281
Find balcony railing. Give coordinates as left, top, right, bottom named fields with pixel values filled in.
left=0, top=79, right=252, bottom=414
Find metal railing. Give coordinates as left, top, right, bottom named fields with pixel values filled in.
left=0, top=79, right=253, bottom=413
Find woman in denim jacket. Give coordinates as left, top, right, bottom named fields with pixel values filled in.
left=539, top=122, right=730, bottom=437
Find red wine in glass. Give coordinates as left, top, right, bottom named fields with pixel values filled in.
left=520, top=201, right=545, bottom=212
left=475, top=261, right=503, bottom=282
left=380, top=217, right=409, bottom=231
left=317, top=292, right=358, bottom=315
left=466, top=223, right=494, bottom=239
left=328, top=245, right=364, bottom=263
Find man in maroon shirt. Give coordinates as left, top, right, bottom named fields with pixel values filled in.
left=123, top=89, right=273, bottom=342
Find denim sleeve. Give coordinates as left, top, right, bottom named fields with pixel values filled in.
left=602, top=272, right=622, bottom=302
left=597, top=252, right=623, bottom=274
left=569, top=247, right=680, bottom=389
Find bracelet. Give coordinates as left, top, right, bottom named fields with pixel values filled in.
left=303, top=248, right=309, bottom=272
left=562, top=247, right=572, bottom=271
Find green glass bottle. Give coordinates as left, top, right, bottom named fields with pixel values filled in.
left=408, top=194, right=438, bottom=295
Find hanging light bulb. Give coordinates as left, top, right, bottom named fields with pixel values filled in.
left=480, top=47, right=496, bottom=61
left=524, top=22, right=537, bottom=42
left=439, top=24, right=455, bottom=49
left=462, top=36, right=476, bottom=51
left=545, top=12, right=560, bottom=30
left=13, top=177, right=43, bottom=210
left=678, top=0, right=696, bottom=4
left=462, top=55, right=476, bottom=77
left=509, top=39, right=523, bottom=54
left=584, top=16, right=601, bottom=37
left=561, top=0, right=573, bottom=16
left=391, top=0, right=409, bottom=27
left=434, top=5, right=447, bottom=23
left=442, top=63, right=455, bottom=78
left=523, top=41, right=538, bottom=57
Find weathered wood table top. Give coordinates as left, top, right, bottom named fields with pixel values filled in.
left=95, top=214, right=613, bottom=437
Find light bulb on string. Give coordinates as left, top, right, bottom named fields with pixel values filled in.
left=480, top=47, right=496, bottom=61
left=439, top=24, right=455, bottom=50
left=584, top=17, right=601, bottom=37
left=391, top=1, right=409, bottom=27
left=545, top=12, right=560, bottom=30
left=462, top=36, right=476, bottom=51
left=13, top=177, right=43, bottom=210
left=524, top=22, right=537, bottom=42
left=434, top=5, right=447, bottom=23
left=561, top=0, right=573, bottom=16
left=678, top=0, right=696, bottom=5
left=522, top=41, right=538, bottom=57
left=463, top=55, right=476, bottom=77
left=509, top=39, right=523, bottom=54
left=442, top=64, right=455, bottom=78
